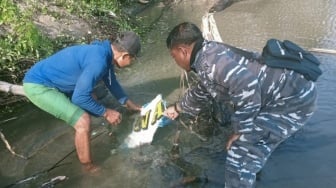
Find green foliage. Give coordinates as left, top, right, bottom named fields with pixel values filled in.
left=0, top=0, right=54, bottom=83
left=0, top=0, right=143, bottom=84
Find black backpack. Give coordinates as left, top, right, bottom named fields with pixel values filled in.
left=261, top=39, right=322, bottom=81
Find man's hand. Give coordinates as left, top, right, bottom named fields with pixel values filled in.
left=125, top=99, right=141, bottom=112
left=226, top=134, right=241, bottom=150
left=163, top=103, right=180, bottom=120
left=103, top=108, right=122, bottom=126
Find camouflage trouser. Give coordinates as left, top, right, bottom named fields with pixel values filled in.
left=224, top=82, right=317, bottom=188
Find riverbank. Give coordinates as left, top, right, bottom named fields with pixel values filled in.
left=0, top=0, right=171, bottom=113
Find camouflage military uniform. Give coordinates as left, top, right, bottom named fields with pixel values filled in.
left=178, top=40, right=317, bottom=187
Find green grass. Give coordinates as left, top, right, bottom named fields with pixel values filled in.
left=0, top=0, right=143, bottom=84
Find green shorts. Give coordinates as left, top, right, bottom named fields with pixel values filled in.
left=23, top=83, right=84, bottom=126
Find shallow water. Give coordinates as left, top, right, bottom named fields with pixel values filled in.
left=1, top=0, right=336, bottom=187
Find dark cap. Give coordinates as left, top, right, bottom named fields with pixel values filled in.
left=117, top=31, right=141, bottom=57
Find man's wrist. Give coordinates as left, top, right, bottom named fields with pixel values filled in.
left=103, top=109, right=108, bottom=118
left=174, top=103, right=181, bottom=113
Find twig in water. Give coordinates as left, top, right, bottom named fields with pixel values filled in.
left=40, top=175, right=68, bottom=188
left=173, top=130, right=181, bottom=145
left=4, top=162, right=71, bottom=188
left=0, top=130, right=27, bottom=159
left=178, top=119, right=207, bottom=142
left=0, top=117, right=18, bottom=124
left=5, top=126, right=109, bottom=188
left=170, top=130, right=181, bottom=160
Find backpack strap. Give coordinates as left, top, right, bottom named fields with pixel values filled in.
left=223, top=43, right=259, bottom=60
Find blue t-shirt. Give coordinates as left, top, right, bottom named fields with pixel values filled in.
left=23, top=40, right=128, bottom=116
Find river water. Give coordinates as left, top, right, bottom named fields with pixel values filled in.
left=1, top=0, right=336, bottom=187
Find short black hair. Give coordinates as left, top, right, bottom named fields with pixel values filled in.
left=112, top=31, right=141, bottom=57
left=166, top=22, right=204, bottom=49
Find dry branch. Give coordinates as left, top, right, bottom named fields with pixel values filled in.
left=0, top=130, right=28, bottom=159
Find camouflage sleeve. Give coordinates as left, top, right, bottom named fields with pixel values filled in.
left=179, top=81, right=212, bottom=116
left=217, top=58, right=261, bottom=134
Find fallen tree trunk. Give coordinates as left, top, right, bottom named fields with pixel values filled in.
left=0, top=81, right=25, bottom=96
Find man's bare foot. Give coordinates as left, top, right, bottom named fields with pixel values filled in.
left=82, top=163, right=100, bottom=173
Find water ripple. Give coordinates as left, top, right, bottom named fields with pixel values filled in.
left=320, top=0, right=336, bottom=49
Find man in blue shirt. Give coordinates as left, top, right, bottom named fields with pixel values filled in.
left=23, top=31, right=142, bottom=172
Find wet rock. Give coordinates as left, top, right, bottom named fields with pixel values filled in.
left=138, top=0, right=150, bottom=4
left=209, top=0, right=243, bottom=13
left=35, top=14, right=91, bottom=39
left=110, top=148, right=118, bottom=155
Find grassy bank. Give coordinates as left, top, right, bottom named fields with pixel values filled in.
left=0, top=0, right=147, bottom=108
left=0, top=0, right=143, bottom=84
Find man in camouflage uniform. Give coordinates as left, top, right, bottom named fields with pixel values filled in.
left=164, top=22, right=317, bottom=187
